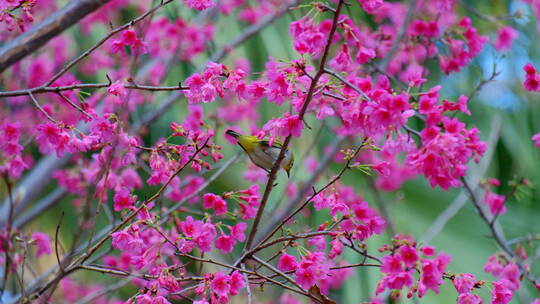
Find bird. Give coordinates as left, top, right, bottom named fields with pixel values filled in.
left=226, top=130, right=294, bottom=178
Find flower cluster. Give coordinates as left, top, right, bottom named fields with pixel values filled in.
left=0, top=0, right=37, bottom=31
left=35, top=121, right=100, bottom=157
left=361, top=133, right=418, bottom=191
left=259, top=112, right=303, bottom=144
left=333, top=76, right=415, bottom=138
left=184, top=62, right=247, bottom=104
left=309, top=185, right=386, bottom=242
left=376, top=238, right=451, bottom=299
left=453, top=273, right=482, bottom=304
left=31, top=231, right=51, bottom=257
left=147, top=120, right=220, bottom=187
left=407, top=87, right=486, bottom=189
left=524, top=63, right=540, bottom=92
left=184, top=0, right=215, bottom=11
left=439, top=17, right=488, bottom=75
left=482, top=178, right=507, bottom=216
left=194, top=271, right=245, bottom=303
left=533, top=132, right=540, bottom=147
left=0, top=122, right=28, bottom=179
left=484, top=255, right=522, bottom=304
left=58, top=278, right=120, bottom=304
left=290, top=17, right=328, bottom=56
left=110, top=29, right=148, bottom=55
left=494, top=26, right=518, bottom=51
left=278, top=251, right=352, bottom=294
left=146, top=17, right=214, bottom=60
left=358, top=0, right=384, bottom=14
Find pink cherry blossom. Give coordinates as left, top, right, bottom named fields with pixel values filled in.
left=483, top=191, right=506, bottom=216
left=278, top=253, right=298, bottom=272
left=523, top=63, right=540, bottom=91
left=491, top=280, right=513, bottom=304
left=113, top=188, right=137, bottom=211
left=108, top=80, right=126, bottom=98
left=494, top=26, right=518, bottom=51
left=453, top=273, right=477, bottom=294
left=211, top=272, right=231, bottom=298
left=184, top=0, right=215, bottom=10
left=202, top=193, right=228, bottom=215
left=215, top=234, right=234, bottom=254
left=532, top=133, right=540, bottom=149
left=229, top=271, right=246, bottom=296
left=457, top=293, right=483, bottom=304
left=31, top=232, right=51, bottom=257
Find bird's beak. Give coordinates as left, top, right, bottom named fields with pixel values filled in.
left=286, top=169, right=290, bottom=178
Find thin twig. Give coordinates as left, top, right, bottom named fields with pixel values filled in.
left=324, top=68, right=373, bottom=102
left=250, top=255, right=305, bottom=292
left=508, top=234, right=540, bottom=246
left=54, top=212, right=65, bottom=274
left=461, top=176, right=538, bottom=286
left=56, top=92, right=93, bottom=119
left=28, top=92, right=58, bottom=124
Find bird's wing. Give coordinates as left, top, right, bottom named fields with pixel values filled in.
left=259, top=140, right=283, bottom=149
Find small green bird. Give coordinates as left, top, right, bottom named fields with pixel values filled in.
left=226, top=130, right=294, bottom=178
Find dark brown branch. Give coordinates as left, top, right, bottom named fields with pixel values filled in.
left=0, top=82, right=189, bottom=98
left=54, top=212, right=65, bottom=274
left=250, top=255, right=306, bottom=292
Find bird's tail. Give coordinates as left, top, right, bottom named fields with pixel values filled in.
left=226, top=129, right=241, bottom=139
